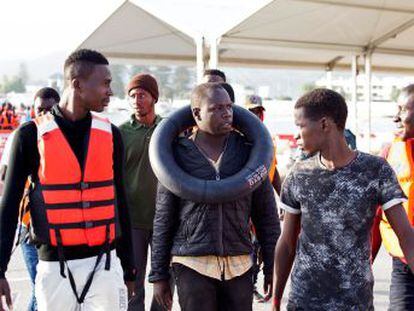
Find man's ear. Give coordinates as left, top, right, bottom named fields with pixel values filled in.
left=320, top=117, right=329, bottom=131
left=72, top=78, right=81, bottom=91
left=192, top=107, right=201, bottom=121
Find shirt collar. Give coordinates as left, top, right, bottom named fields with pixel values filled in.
left=130, top=114, right=161, bottom=129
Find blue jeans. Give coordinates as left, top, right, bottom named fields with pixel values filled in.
left=20, top=228, right=39, bottom=311
left=389, top=258, right=414, bottom=311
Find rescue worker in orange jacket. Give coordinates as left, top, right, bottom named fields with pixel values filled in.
left=372, top=84, right=414, bottom=310
left=0, top=49, right=135, bottom=311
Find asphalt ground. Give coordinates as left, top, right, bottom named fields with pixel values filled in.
left=6, top=246, right=393, bottom=310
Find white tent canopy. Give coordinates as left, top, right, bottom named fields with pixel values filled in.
left=78, top=0, right=203, bottom=70
left=218, top=0, right=414, bottom=73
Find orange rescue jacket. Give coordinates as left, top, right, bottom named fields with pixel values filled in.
left=30, top=113, right=116, bottom=247
left=381, top=137, right=414, bottom=259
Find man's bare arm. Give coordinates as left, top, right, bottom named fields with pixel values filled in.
left=385, top=204, right=414, bottom=271
left=272, top=212, right=301, bottom=309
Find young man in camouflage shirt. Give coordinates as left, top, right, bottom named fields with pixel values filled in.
left=272, top=88, right=414, bottom=310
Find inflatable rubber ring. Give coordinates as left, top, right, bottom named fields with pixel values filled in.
left=149, top=105, right=274, bottom=203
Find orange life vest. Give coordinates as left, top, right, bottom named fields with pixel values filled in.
left=268, top=137, right=278, bottom=182
left=19, top=180, right=32, bottom=227
left=381, top=137, right=414, bottom=259
left=30, top=113, right=116, bottom=248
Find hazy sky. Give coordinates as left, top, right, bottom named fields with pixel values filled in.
left=0, top=0, right=267, bottom=61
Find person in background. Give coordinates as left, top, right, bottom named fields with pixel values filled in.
left=371, top=84, right=414, bottom=310
left=0, top=87, right=60, bottom=311
left=244, top=95, right=281, bottom=194
left=119, top=74, right=171, bottom=311
left=244, top=94, right=281, bottom=302
left=203, top=69, right=226, bottom=83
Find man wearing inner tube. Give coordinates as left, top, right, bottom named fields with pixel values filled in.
left=272, top=88, right=414, bottom=311
left=149, top=83, right=280, bottom=310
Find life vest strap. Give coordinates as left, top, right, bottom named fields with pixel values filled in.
left=55, top=224, right=112, bottom=304
left=55, top=229, right=66, bottom=278
left=49, top=218, right=115, bottom=230
left=104, top=224, right=111, bottom=271
left=41, top=179, right=114, bottom=191
left=45, top=199, right=114, bottom=210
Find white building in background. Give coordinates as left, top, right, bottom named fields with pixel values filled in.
left=316, top=75, right=414, bottom=102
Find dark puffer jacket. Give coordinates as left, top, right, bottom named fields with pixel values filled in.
left=149, top=131, right=280, bottom=282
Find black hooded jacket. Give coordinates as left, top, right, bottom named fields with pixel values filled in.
left=149, top=131, right=280, bottom=282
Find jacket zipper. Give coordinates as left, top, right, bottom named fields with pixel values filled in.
left=216, top=173, right=224, bottom=256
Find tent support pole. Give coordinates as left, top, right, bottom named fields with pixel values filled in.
left=364, top=52, right=372, bottom=153
left=351, top=55, right=359, bottom=143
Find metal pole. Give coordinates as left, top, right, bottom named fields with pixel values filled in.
left=365, top=52, right=372, bottom=153
left=196, top=36, right=205, bottom=84
left=326, top=70, right=333, bottom=89
left=209, top=38, right=219, bottom=69
left=351, top=55, right=358, bottom=142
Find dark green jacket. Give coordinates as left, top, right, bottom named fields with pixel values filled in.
left=119, top=115, right=162, bottom=229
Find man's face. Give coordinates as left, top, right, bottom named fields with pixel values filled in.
left=194, top=89, right=233, bottom=136
left=34, top=97, right=57, bottom=117
left=78, top=65, right=113, bottom=113
left=294, top=107, right=324, bottom=154
left=249, top=107, right=264, bottom=122
left=397, top=94, right=414, bottom=140
left=128, top=87, right=155, bottom=118
left=203, top=74, right=225, bottom=83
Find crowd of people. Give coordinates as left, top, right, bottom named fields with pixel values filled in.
left=0, top=48, right=412, bottom=311
left=0, top=102, right=30, bottom=130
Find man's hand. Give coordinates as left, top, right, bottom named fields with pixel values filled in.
left=153, top=280, right=172, bottom=310
left=260, top=274, right=273, bottom=302
left=125, top=281, right=135, bottom=300
left=0, top=278, right=12, bottom=311
left=271, top=295, right=281, bottom=311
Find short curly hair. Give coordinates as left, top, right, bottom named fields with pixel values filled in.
left=34, top=87, right=60, bottom=103
left=295, top=88, right=348, bottom=130
left=203, top=69, right=226, bottom=82
left=64, top=49, right=109, bottom=82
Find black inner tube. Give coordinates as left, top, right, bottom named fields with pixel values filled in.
left=149, top=105, right=274, bottom=203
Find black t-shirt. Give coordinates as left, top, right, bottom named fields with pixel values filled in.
left=0, top=106, right=135, bottom=279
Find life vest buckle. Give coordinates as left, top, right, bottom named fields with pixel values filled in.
left=84, top=221, right=94, bottom=228
left=82, top=202, right=90, bottom=208
left=80, top=182, right=89, bottom=190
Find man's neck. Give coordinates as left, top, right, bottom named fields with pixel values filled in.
left=58, top=95, right=88, bottom=122
left=193, top=130, right=229, bottom=162
left=135, top=112, right=156, bottom=127
left=320, top=134, right=356, bottom=170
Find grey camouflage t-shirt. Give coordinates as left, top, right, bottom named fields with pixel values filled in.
left=281, top=151, right=406, bottom=311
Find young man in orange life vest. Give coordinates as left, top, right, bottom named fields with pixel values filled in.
left=0, top=49, right=135, bottom=311
left=372, top=84, right=414, bottom=310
